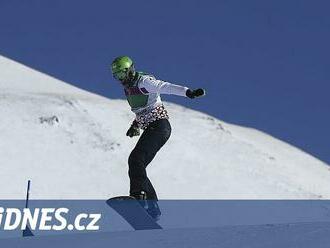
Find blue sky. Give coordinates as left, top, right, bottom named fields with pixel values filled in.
left=0, top=0, right=329, bottom=163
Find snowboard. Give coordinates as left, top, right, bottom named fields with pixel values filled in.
left=106, top=196, right=162, bottom=230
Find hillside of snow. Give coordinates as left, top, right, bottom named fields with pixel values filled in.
left=2, top=222, right=330, bottom=248
left=0, top=55, right=330, bottom=199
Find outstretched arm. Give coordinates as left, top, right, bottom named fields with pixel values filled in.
left=139, top=76, right=189, bottom=96
left=140, top=75, right=206, bottom=98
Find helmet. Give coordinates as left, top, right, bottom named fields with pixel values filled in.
left=111, top=56, right=135, bottom=82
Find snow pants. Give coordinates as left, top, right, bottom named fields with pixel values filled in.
left=128, top=118, right=171, bottom=200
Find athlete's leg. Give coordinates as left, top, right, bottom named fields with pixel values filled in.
left=128, top=119, right=171, bottom=199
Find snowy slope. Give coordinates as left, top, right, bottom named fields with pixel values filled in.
left=0, top=55, right=330, bottom=199
left=2, top=222, right=330, bottom=248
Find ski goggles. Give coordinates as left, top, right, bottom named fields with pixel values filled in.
left=112, top=69, right=128, bottom=81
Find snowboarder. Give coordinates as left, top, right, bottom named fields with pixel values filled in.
left=111, top=56, right=205, bottom=219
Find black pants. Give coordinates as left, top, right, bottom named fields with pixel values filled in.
left=128, top=119, right=171, bottom=200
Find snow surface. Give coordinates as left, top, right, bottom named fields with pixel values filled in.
left=1, top=222, right=330, bottom=248
left=0, top=55, right=330, bottom=199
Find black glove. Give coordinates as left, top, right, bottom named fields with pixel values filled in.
left=186, top=88, right=206, bottom=99
left=126, top=121, right=140, bottom=138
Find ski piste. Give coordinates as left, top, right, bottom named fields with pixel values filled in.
left=106, top=196, right=162, bottom=230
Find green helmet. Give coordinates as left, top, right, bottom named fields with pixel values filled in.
left=111, top=56, right=135, bottom=82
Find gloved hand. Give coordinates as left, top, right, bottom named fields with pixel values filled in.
left=126, top=121, right=140, bottom=138
left=186, top=88, right=206, bottom=99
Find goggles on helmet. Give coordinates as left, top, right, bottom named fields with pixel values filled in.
left=113, top=69, right=128, bottom=81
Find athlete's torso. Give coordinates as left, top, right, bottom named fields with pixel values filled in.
left=124, top=72, right=169, bottom=129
